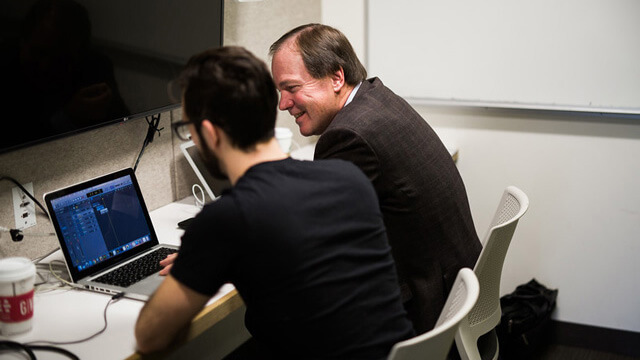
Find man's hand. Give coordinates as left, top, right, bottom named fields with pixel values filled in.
left=159, top=253, right=178, bottom=276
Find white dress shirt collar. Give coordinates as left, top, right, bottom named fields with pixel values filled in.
left=344, top=81, right=362, bottom=107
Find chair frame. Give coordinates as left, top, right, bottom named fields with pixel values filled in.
left=455, top=186, right=530, bottom=360
left=388, top=268, right=480, bottom=360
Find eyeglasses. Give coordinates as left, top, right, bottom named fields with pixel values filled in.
left=172, top=120, right=192, bottom=141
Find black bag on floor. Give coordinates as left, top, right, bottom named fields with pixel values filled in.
left=496, top=279, right=558, bottom=359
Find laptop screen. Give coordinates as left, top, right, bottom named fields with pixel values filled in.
left=45, top=168, right=159, bottom=280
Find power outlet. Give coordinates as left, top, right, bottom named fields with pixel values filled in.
left=12, top=182, right=37, bottom=230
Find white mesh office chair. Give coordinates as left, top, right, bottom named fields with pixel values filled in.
left=454, top=186, right=529, bottom=360
left=388, top=268, right=480, bottom=360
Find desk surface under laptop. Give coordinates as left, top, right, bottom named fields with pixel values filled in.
left=0, top=198, right=247, bottom=360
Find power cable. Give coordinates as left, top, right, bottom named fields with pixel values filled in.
left=0, top=292, right=123, bottom=359
left=133, top=113, right=164, bottom=172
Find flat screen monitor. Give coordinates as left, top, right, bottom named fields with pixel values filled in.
left=180, top=140, right=231, bottom=202
left=0, top=0, right=224, bottom=154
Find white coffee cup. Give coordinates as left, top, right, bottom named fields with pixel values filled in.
left=0, top=257, right=36, bottom=335
left=275, top=127, right=293, bottom=154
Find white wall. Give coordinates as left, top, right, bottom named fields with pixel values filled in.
left=424, top=106, right=640, bottom=333
left=321, top=0, right=367, bottom=67
left=323, top=1, right=640, bottom=333
left=225, top=0, right=321, bottom=149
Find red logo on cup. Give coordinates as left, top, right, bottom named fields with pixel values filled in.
left=0, top=289, right=34, bottom=323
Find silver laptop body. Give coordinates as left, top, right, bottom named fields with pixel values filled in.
left=44, top=168, right=177, bottom=301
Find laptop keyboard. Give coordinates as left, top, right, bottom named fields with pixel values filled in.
left=94, top=247, right=178, bottom=288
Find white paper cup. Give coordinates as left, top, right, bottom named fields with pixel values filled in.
left=0, top=257, right=36, bottom=335
left=275, top=127, right=293, bottom=154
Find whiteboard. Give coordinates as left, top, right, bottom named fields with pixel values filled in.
left=367, top=0, right=640, bottom=115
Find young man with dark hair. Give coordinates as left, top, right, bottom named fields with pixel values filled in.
left=134, top=46, right=414, bottom=359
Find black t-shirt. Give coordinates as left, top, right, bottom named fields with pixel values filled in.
left=171, top=158, right=414, bottom=359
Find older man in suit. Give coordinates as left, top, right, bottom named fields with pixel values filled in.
left=270, top=23, right=482, bottom=334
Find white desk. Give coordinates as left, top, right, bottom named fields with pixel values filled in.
left=0, top=198, right=247, bottom=360
left=290, top=142, right=459, bottom=163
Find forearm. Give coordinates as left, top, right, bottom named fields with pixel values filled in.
left=135, top=299, right=184, bottom=353
left=135, top=275, right=209, bottom=354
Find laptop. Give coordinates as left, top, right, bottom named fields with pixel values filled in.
left=44, top=168, right=178, bottom=301
left=180, top=140, right=231, bottom=202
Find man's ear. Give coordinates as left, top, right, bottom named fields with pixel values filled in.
left=199, top=119, right=219, bottom=150
left=331, top=66, right=346, bottom=93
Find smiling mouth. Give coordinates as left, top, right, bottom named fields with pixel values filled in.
left=293, top=111, right=306, bottom=119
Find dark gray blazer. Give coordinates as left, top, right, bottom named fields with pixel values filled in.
left=315, top=78, right=482, bottom=333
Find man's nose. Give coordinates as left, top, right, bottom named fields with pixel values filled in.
left=279, top=93, right=293, bottom=111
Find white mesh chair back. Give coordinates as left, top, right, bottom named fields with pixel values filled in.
left=388, top=268, right=479, bottom=360
left=455, top=186, right=529, bottom=360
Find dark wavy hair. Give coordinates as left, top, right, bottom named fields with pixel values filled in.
left=178, top=46, right=278, bottom=150
left=269, top=23, right=367, bottom=86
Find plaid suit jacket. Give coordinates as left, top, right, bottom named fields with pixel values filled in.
left=315, top=77, right=482, bottom=333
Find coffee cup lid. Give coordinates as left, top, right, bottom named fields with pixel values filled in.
left=275, top=127, right=293, bottom=137
left=0, top=257, right=36, bottom=282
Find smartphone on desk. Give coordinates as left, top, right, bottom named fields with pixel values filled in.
left=178, top=217, right=195, bottom=230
